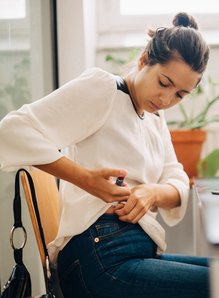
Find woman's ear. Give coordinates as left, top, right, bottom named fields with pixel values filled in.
left=138, top=51, right=149, bottom=70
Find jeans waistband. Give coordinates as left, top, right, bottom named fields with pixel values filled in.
left=98, top=213, right=120, bottom=220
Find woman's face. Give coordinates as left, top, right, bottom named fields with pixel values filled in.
left=125, top=55, right=202, bottom=116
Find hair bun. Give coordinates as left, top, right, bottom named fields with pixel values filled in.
left=173, top=12, right=198, bottom=30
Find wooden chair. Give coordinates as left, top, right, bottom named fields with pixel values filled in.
left=20, top=170, right=63, bottom=298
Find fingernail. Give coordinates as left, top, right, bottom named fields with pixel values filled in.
left=120, top=169, right=127, bottom=175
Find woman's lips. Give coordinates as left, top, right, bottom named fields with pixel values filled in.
left=151, top=102, right=161, bottom=110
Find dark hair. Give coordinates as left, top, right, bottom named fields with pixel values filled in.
left=145, top=12, right=210, bottom=74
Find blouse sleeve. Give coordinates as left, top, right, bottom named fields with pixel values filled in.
left=0, top=68, right=117, bottom=171
left=157, top=111, right=190, bottom=226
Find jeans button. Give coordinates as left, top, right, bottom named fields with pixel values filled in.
left=94, top=238, right=99, bottom=243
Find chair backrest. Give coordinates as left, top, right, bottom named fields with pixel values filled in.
left=20, top=170, right=59, bottom=277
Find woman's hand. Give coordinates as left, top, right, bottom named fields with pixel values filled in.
left=85, top=167, right=131, bottom=203
left=34, top=157, right=131, bottom=204
left=114, top=184, right=156, bottom=223
left=114, top=183, right=181, bottom=223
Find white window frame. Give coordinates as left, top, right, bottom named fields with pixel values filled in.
left=0, top=0, right=29, bottom=29
left=0, top=0, right=26, bottom=20
left=97, top=0, right=219, bottom=33
left=0, top=0, right=30, bottom=51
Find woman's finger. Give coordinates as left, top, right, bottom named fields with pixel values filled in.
left=102, top=168, right=128, bottom=180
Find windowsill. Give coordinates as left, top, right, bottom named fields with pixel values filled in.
left=97, top=29, right=219, bottom=51
left=97, top=31, right=146, bottom=51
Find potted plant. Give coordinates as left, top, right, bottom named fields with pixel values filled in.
left=167, top=76, right=219, bottom=179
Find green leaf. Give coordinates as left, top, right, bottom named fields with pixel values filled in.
left=167, top=120, right=186, bottom=126
left=197, top=149, right=219, bottom=176
left=199, top=95, right=219, bottom=122
left=127, top=49, right=139, bottom=62
left=178, top=103, right=189, bottom=123
left=188, top=117, right=219, bottom=129
left=105, top=54, right=126, bottom=64
left=196, top=84, right=203, bottom=95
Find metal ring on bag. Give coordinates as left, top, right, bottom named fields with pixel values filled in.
left=10, top=226, right=27, bottom=250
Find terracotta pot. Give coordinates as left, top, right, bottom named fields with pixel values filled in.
left=170, top=129, right=207, bottom=179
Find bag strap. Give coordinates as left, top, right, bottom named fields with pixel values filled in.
left=10, top=170, right=28, bottom=266
left=16, top=169, right=48, bottom=257
left=15, top=169, right=54, bottom=294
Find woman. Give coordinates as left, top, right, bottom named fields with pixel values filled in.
left=0, top=12, right=211, bottom=298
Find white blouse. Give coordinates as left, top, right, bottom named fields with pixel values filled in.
left=0, top=68, right=189, bottom=263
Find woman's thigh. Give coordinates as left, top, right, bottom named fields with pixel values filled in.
left=159, top=253, right=210, bottom=267
left=58, top=215, right=211, bottom=298
left=106, top=257, right=210, bottom=298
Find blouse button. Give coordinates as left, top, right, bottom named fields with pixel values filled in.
left=94, top=238, right=99, bottom=243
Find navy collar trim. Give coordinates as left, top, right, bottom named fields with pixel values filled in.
left=114, top=75, right=159, bottom=119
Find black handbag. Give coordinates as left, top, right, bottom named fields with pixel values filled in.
left=1, top=169, right=56, bottom=298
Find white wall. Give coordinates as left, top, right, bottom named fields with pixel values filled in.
left=56, top=0, right=97, bottom=86
left=83, top=0, right=97, bottom=70
left=56, top=0, right=85, bottom=86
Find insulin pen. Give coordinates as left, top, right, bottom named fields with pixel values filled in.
left=116, top=177, right=125, bottom=187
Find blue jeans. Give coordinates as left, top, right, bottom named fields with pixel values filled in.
left=58, top=214, right=211, bottom=298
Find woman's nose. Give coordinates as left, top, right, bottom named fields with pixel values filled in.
left=159, top=92, right=173, bottom=106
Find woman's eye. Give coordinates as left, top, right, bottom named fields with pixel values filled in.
left=159, top=81, right=168, bottom=87
left=176, top=92, right=183, bottom=99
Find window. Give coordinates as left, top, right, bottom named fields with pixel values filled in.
left=0, top=0, right=26, bottom=19
left=97, top=0, right=219, bottom=33
left=120, top=0, right=219, bottom=15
